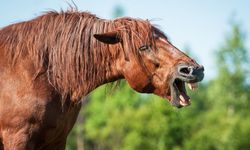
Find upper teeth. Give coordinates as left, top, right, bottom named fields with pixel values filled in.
left=187, top=83, right=198, bottom=91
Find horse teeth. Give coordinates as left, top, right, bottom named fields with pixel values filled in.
left=187, top=83, right=192, bottom=90
left=179, top=94, right=185, bottom=102
left=180, top=100, right=186, bottom=106
left=179, top=94, right=191, bottom=106
left=187, top=83, right=198, bottom=91
left=192, top=83, right=198, bottom=90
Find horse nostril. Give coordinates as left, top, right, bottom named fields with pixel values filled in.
left=178, top=65, right=193, bottom=76
left=188, top=66, right=194, bottom=74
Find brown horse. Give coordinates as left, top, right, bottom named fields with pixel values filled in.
left=0, top=10, right=204, bottom=149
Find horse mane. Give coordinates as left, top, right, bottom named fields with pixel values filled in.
left=0, top=10, right=160, bottom=102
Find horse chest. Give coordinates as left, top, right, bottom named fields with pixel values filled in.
left=40, top=100, right=82, bottom=138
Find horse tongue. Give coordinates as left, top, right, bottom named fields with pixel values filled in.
left=179, top=92, right=190, bottom=106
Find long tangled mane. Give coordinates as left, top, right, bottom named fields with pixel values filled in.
left=0, top=10, right=158, bottom=101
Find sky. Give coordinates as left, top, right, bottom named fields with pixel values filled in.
left=0, top=0, right=250, bottom=80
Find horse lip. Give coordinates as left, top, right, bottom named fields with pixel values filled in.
left=169, top=78, right=183, bottom=108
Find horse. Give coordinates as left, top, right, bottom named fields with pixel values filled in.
left=0, top=10, right=204, bottom=149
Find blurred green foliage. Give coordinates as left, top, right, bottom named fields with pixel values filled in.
left=66, top=13, right=250, bottom=150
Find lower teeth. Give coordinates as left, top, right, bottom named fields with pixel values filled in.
left=180, top=100, right=188, bottom=106
left=179, top=94, right=186, bottom=102
left=179, top=94, right=190, bottom=106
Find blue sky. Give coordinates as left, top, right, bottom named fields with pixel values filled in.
left=1, top=0, right=249, bottom=79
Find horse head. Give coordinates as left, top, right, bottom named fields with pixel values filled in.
left=94, top=19, right=204, bottom=108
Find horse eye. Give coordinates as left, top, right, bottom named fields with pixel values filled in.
left=139, top=45, right=150, bottom=51
left=155, top=62, right=160, bottom=68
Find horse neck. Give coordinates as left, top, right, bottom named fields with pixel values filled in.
left=69, top=51, right=123, bottom=101
left=0, top=13, right=124, bottom=102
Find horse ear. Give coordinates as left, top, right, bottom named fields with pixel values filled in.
left=94, top=31, right=120, bottom=44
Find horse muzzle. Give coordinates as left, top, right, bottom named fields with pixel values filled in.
left=177, top=64, right=204, bottom=83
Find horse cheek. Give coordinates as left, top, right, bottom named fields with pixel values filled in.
left=123, top=67, right=150, bottom=93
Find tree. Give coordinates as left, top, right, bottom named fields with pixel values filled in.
left=183, top=22, right=250, bottom=150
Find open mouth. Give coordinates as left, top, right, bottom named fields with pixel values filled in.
left=169, top=64, right=204, bottom=108
left=170, top=78, right=199, bottom=108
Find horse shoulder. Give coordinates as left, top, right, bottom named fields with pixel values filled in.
left=0, top=51, right=80, bottom=148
